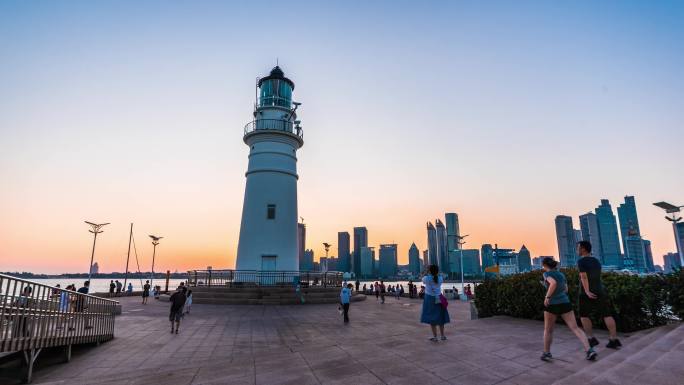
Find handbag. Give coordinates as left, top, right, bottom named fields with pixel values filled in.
left=439, top=294, right=449, bottom=309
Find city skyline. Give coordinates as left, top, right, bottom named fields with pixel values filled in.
left=1, top=2, right=683, bottom=273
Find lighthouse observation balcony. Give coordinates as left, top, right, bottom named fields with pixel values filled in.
left=244, top=119, right=303, bottom=139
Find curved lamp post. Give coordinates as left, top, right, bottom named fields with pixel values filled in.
left=85, top=221, right=109, bottom=284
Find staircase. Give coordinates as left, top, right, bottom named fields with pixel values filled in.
left=190, top=286, right=364, bottom=305
left=554, top=323, right=684, bottom=385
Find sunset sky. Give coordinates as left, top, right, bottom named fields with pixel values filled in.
left=1, top=1, right=682, bottom=274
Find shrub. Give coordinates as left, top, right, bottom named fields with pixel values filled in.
left=474, top=269, right=676, bottom=332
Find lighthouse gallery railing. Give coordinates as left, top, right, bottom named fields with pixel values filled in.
left=244, top=119, right=303, bottom=139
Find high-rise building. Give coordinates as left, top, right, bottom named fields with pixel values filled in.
left=518, top=245, right=531, bottom=272
left=408, top=243, right=421, bottom=276
left=579, top=212, right=603, bottom=263
left=426, top=222, right=438, bottom=266
left=301, top=249, right=314, bottom=271
left=555, top=215, right=578, bottom=267
left=337, top=232, right=351, bottom=273
left=595, top=199, right=623, bottom=268
left=90, top=262, right=99, bottom=275
left=353, top=227, right=368, bottom=276
left=481, top=244, right=495, bottom=271
left=236, top=67, right=303, bottom=272
left=623, top=229, right=647, bottom=272
left=664, top=252, right=682, bottom=273
left=379, top=244, right=398, bottom=278
left=675, top=222, right=684, bottom=266
left=445, top=213, right=461, bottom=251
left=617, top=196, right=641, bottom=252
left=360, top=246, right=374, bottom=278
left=643, top=240, right=654, bottom=272
left=435, top=219, right=448, bottom=272
left=453, top=249, right=481, bottom=276
left=421, top=250, right=428, bottom=271
left=297, top=223, right=306, bottom=270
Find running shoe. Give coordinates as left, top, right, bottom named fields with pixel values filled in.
left=606, top=339, right=621, bottom=349
left=588, top=337, right=599, bottom=347
left=540, top=352, right=553, bottom=362
left=440, top=336, right=447, bottom=341
left=429, top=337, right=439, bottom=342
left=586, top=348, right=597, bottom=361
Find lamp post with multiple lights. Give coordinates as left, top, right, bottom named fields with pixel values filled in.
left=85, top=221, right=109, bottom=284
left=653, top=202, right=684, bottom=266
left=149, top=235, right=163, bottom=287
left=457, top=235, right=469, bottom=300
left=322, top=243, right=332, bottom=272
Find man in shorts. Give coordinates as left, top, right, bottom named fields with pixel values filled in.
left=169, top=286, right=187, bottom=334
left=577, top=240, right=622, bottom=349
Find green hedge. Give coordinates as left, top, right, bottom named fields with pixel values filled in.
left=474, top=268, right=684, bottom=332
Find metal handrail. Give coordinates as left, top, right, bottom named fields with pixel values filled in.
left=244, top=119, right=303, bottom=139
left=0, top=273, right=118, bottom=354
left=186, top=270, right=344, bottom=288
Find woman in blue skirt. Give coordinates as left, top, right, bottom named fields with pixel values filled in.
left=421, top=264, right=450, bottom=341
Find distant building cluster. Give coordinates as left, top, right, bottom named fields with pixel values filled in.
left=554, top=195, right=678, bottom=273
left=296, top=211, right=537, bottom=280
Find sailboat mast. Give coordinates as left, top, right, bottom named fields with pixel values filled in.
left=123, top=223, right=133, bottom=291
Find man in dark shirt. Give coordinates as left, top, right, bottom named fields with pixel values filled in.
left=577, top=241, right=621, bottom=349
left=76, top=281, right=93, bottom=329
left=169, top=286, right=187, bottom=334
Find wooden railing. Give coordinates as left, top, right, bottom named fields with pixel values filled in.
left=0, top=273, right=119, bottom=382
left=186, top=270, right=344, bottom=288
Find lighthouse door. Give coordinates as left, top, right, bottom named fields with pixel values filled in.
left=261, top=255, right=277, bottom=285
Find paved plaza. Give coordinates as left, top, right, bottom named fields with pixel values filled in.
left=8, top=294, right=680, bottom=385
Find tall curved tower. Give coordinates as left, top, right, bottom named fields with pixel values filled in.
left=236, top=66, right=304, bottom=272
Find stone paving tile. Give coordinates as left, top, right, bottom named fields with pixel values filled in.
left=20, top=295, right=658, bottom=385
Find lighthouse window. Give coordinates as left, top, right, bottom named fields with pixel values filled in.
left=267, top=204, right=276, bottom=220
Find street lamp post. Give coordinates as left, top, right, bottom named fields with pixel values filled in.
left=653, top=202, right=684, bottom=266
left=322, top=242, right=332, bottom=272
left=85, top=221, right=109, bottom=284
left=457, top=234, right=469, bottom=300
left=149, top=235, right=163, bottom=287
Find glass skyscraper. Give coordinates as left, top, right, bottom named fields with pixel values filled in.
left=408, top=243, right=420, bottom=276
left=579, top=212, right=603, bottom=263
left=555, top=215, right=578, bottom=267
left=360, top=246, right=374, bottom=278
left=353, top=227, right=368, bottom=276
left=481, top=244, right=494, bottom=271
left=595, top=199, right=622, bottom=268
left=518, top=245, right=531, bottom=272
left=445, top=213, right=460, bottom=251
left=617, top=196, right=641, bottom=253
left=378, top=244, right=397, bottom=278
left=337, top=231, right=351, bottom=273
left=435, top=219, right=448, bottom=273
left=426, top=222, right=438, bottom=267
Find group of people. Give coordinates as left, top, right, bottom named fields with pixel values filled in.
left=538, top=240, right=621, bottom=362
left=333, top=239, right=622, bottom=364
left=108, top=280, right=134, bottom=297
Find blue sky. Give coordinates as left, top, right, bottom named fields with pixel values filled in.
left=1, top=1, right=682, bottom=272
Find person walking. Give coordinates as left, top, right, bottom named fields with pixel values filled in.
left=115, top=280, right=122, bottom=296
left=379, top=281, right=386, bottom=304
left=340, top=283, right=353, bottom=323
left=76, top=281, right=92, bottom=329
left=421, top=265, right=449, bottom=341
left=184, top=289, right=193, bottom=314
left=109, top=280, right=115, bottom=298
left=142, top=280, right=151, bottom=304
left=576, top=241, right=622, bottom=349
left=168, top=286, right=187, bottom=334
left=539, top=257, right=597, bottom=362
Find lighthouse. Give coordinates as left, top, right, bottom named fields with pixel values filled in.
left=236, top=66, right=304, bottom=272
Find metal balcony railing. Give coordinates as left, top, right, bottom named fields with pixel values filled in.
left=0, top=273, right=118, bottom=382
left=244, top=119, right=303, bottom=139
left=186, top=270, right=344, bottom=288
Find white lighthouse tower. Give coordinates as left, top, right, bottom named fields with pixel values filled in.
left=236, top=66, right=304, bottom=272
